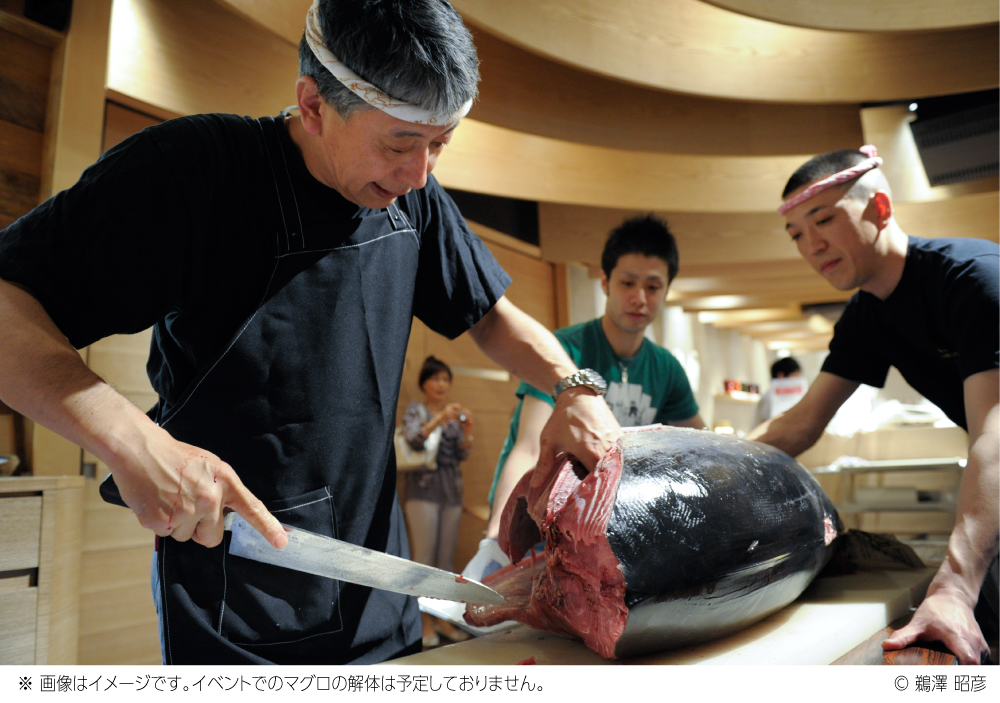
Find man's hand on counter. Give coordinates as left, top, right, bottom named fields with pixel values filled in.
left=531, top=386, right=621, bottom=488
left=111, top=425, right=288, bottom=550
left=881, top=587, right=989, bottom=665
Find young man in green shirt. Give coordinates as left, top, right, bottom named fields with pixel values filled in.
left=463, top=215, right=705, bottom=580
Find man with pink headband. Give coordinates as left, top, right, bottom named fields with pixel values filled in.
left=751, top=147, right=998, bottom=664
left=0, top=0, right=620, bottom=664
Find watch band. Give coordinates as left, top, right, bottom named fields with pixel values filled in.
left=552, top=369, right=608, bottom=398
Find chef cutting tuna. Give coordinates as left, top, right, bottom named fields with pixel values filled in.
left=0, top=0, right=620, bottom=665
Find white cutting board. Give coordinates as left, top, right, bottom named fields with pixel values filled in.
left=388, top=568, right=935, bottom=665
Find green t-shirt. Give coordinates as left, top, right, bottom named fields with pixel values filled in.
left=487, top=318, right=699, bottom=505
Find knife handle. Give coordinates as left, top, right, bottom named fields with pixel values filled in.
left=99, top=473, right=129, bottom=508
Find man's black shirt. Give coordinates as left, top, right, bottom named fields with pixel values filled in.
left=822, top=236, right=999, bottom=429
left=0, top=113, right=510, bottom=407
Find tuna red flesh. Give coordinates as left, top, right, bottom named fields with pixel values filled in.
left=465, top=443, right=629, bottom=658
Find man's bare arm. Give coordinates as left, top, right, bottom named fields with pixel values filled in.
left=0, top=278, right=286, bottom=548
left=748, top=371, right=859, bottom=456
left=668, top=414, right=707, bottom=430
left=882, top=368, right=998, bottom=664
left=468, top=297, right=575, bottom=395
left=485, top=394, right=553, bottom=539
left=469, top=296, right=621, bottom=473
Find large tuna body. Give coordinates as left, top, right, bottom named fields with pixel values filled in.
left=465, top=426, right=842, bottom=659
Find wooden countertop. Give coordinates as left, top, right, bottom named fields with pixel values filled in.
left=390, top=568, right=937, bottom=665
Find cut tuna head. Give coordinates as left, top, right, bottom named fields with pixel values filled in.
left=466, top=426, right=843, bottom=659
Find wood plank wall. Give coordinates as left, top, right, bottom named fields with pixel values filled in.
left=0, top=24, right=48, bottom=236
left=0, top=5, right=66, bottom=478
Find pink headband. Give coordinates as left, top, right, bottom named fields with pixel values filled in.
left=778, top=145, right=882, bottom=216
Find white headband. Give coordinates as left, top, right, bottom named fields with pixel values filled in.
left=304, top=0, right=472, bottom=125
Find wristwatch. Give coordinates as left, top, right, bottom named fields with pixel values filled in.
left=553, top=369, right=608, bottom=399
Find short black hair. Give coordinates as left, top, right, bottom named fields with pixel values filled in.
left=299, top=0, right=479, bottom=119
left=782, top=149, right=870, bottom=198
left=771, top=357, right=801, bottom=379
left=418, top=355, right=452, bottom=389
left=600, top=214, right=679, bottom=283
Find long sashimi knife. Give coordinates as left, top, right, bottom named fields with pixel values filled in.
left=223, top=512, right=507, bottom=605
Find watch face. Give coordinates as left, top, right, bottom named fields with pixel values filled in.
left=582, top=369, right=607, bottom=392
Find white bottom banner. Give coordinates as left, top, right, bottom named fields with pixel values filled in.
left=1, top=665, right=994, bottom=702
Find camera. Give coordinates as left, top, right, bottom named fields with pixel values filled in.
left=459, top=412, right=467, bottom=423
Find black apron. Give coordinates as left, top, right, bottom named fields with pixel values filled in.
left=152, top=116, right=421, bottom=664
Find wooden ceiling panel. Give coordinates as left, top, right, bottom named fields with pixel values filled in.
left=213, top=0, right=309, bottom=44
left=540, top=205, right=795, bottom=268
left=540, top=193, right=999, bottom=273
left=696, top=307, right=804, bottom=327
left=701, top=1, right=998, bottom=33
left=439, top=120, right=809, bottom=211
left=216, top=0, right=865, bottom=156
left=110, top=0, right=298, bottom=119
left=895, top=192, right=1000, bottom=244
left=467, top=27, right=862, bottom=156
left=113, top=1, right=812, bottom=212
left=451, top=0, right=998, bottom=103
left=672, top=289, right=853, bottom=312
left=671, top=273, right=837, bottom=298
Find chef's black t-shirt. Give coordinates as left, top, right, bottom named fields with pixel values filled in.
left=0, top=113, right=511, bottom=407
left=821, top=236, right=999, bottom=430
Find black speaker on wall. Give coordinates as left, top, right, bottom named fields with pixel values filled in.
left=909, top=89, right=999, bottom=187
left=24, top=0, right=73, bottom=32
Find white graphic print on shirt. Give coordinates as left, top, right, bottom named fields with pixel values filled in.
left=604, top=381, right=656, bottom=426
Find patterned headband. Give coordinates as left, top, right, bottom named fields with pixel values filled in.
left=304, top=0, right=473, bottom=125
left=778, top=145, right=882, bottom=216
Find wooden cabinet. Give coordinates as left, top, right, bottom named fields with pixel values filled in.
left=0, top=476, right=84, bottom=664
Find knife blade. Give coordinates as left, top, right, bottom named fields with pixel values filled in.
left=224, top=513, right=507, bottom=605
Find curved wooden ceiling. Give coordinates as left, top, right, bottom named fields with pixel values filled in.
left=191, top=0, right=999, bottom=326
left=215, top=0, right=864, bottom=156
left=437, top=119, right=808, bottom=212
left=467, top=28, right=862, bottom=156
left=701, top=0, right=998, bottom=33
left=450, top=0, right=998, bottom=103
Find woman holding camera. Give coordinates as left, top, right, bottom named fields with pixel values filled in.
left=401, top=356, right=474, bottom=647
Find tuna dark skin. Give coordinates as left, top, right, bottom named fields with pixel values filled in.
left=466, top=426, right=843, bottom=659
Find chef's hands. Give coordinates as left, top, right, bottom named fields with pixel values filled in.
left=881, top=587, right=990, bottom=665
left=531, top=386, right=621, bottom=488
left=111, top=426, right=287, bottom=550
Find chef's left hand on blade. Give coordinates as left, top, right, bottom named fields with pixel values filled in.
left=532, top=386, right=621, bottom=488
